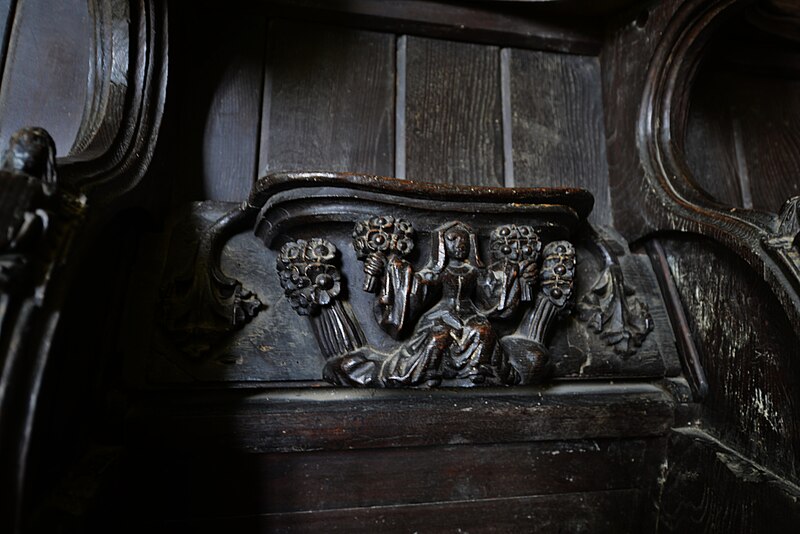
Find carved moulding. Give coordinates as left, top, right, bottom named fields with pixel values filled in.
left=250, top=172, right=593, bottom=387
left=635, top=0, right=800, bottom=338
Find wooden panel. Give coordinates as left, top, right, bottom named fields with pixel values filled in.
left=732, top=75, right=800, bottom=212
left=0, top=0, right=90, bottom=153
left=404, top=36, right=503, bottom=186
left=259, top=20, right=394, bottom=176
left=127, top=383, right=675, bottom=453
left=510, top=50, right=611, bottom=226
left=657, top=428, right=800, bottom=533
left=685, top=70, right=800, bottom=211
left=147, top=439, right=655, bottom=517
left=165, top=489, right=639, bottom=533
left=683, top=71, right=744, bottom=207
left=661, top=236, right=800, bottom=483
left=0, top=0, right=14, bottom=81
left=600, top=0, right=682, bottom=236
left=262, top=0, right=606, bottom=55
left=173, top=9, right=266, bottom=201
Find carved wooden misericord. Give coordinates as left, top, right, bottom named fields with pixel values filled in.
left=153, top=171, right=680, bottom=388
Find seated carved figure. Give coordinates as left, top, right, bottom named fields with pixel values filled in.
left=324, top=220, right=546, bottom=387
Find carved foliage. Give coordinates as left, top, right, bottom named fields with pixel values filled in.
left=540, top=241, right=576, bottom=309
left=578, top=266, right=653, bottom=356
left=160, top=207, right=262, bottom=357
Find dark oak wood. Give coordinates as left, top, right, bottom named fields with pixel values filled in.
left=174, top=9, right=266, bottom=201
left=139, top=439, right=658, bottom=517
left=728, top=75, right=800, bottom=212
left=404, top=36, right=503, bottom=186
left=0, top=0, right=15, bottom=91
left=164, top=489, right=640, bottom=534
left=600, top=0, right=680, bottom=236
left=660, top=236, right=800, bottom=484
left=259, top=20, right=395, bottom=177
left=127, top=383, right=675, bottom=453
left=261, top=0, right=605, bottom=55
left=684, top=71, right=745, bottom=207
left=686, top=69, right=800, bottom=211
left=510, top=50, right=611, bottom=226
left=3, top=1, right=800, bottom=532
left=657, top=428, right=800, bottom=532
left=0, top=0, right=90, bottom=152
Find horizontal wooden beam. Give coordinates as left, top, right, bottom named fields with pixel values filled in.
left=127, top=382, right=675, bottom=453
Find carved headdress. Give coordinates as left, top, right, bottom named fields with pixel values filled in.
left=427, top=221, right=484, bottom=272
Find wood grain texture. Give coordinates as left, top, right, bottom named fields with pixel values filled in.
left=259, top=20, right=394, bottom=177
left=600, top=0, right=681, bottom=237
left=510, top=50, right=611, bottom=226
left=127, top=383, right=675, bottom=453
left=0, top=0, right=15, bottom=90
left=164, top=490, right=639, bottom=534
left=729, top=75, right=800, bottom=212
left=660, top=236, right=800, bottom=484
left=404, top=36, right=503, bottom=186
left=0, top=0, right=90, bottom=153
left=262, top=0, right=606, bottom=55
left=656, top=428, right=800, bottom=533
left=683, top=71, right=744, bottom=207
left=174, top=9, right=266, bottom=201
left=139, top=439, right=657, bottom=518
left=685, top=70, right=800, bottom=211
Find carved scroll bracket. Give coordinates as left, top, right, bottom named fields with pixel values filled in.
left=577, top=227, right=653, bottom=357
left=160, top=205, right=262, bottom=357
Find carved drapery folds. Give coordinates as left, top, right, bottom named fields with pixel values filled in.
left=290, top=220, right=577, bottom=388
left=245, top=172, right=593, bottom=388
left=155, top=172, right=676, bottom=388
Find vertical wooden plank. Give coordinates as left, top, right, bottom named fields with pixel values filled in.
left=660, top=236, right=800, bottom=485
left=174, top=10, right=266, bottom=201
left=683, top=72, right=744, bottom=207
left=600, top=2, right=679, bottom=236
left=0, top=0, right=89, bottom=153
left=259, top=20, right=394, bottom=176
left=733, top=76, right=800, bottom=212
left=404, top=36, right=503, bottom=186
left=0, top=0, right=15, bottom=91
left=510, top=50, right=611, bottom=226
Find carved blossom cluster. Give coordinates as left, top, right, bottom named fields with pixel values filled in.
left=276, top=238, right=341, bottom=315
left=352, top=216, right=414, bottom=258
left=540, top=241, right=576, bottom=308
left=490, top=224, right=542, bottom=263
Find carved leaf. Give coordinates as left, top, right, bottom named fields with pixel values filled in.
left=578, top=266, right=652, bottom=356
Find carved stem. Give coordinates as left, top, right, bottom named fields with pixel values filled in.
left=518, top=296, right=558, bottom=344
left=363, top=251, right=386, bottom=292
left=310, top=300, right=365, bottom=359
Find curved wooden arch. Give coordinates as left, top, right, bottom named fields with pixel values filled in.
left=636, top=0, right=800, bottom=338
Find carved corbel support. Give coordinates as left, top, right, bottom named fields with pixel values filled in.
left=160, top=205, right=262, bottom=356
left=577, top=228, right=653, bottom=356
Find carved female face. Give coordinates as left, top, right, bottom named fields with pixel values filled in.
left=444, top=227, right=470, bottom=260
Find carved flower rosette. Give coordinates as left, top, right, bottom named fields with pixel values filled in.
left=276, top=238, right=341, bottom=315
